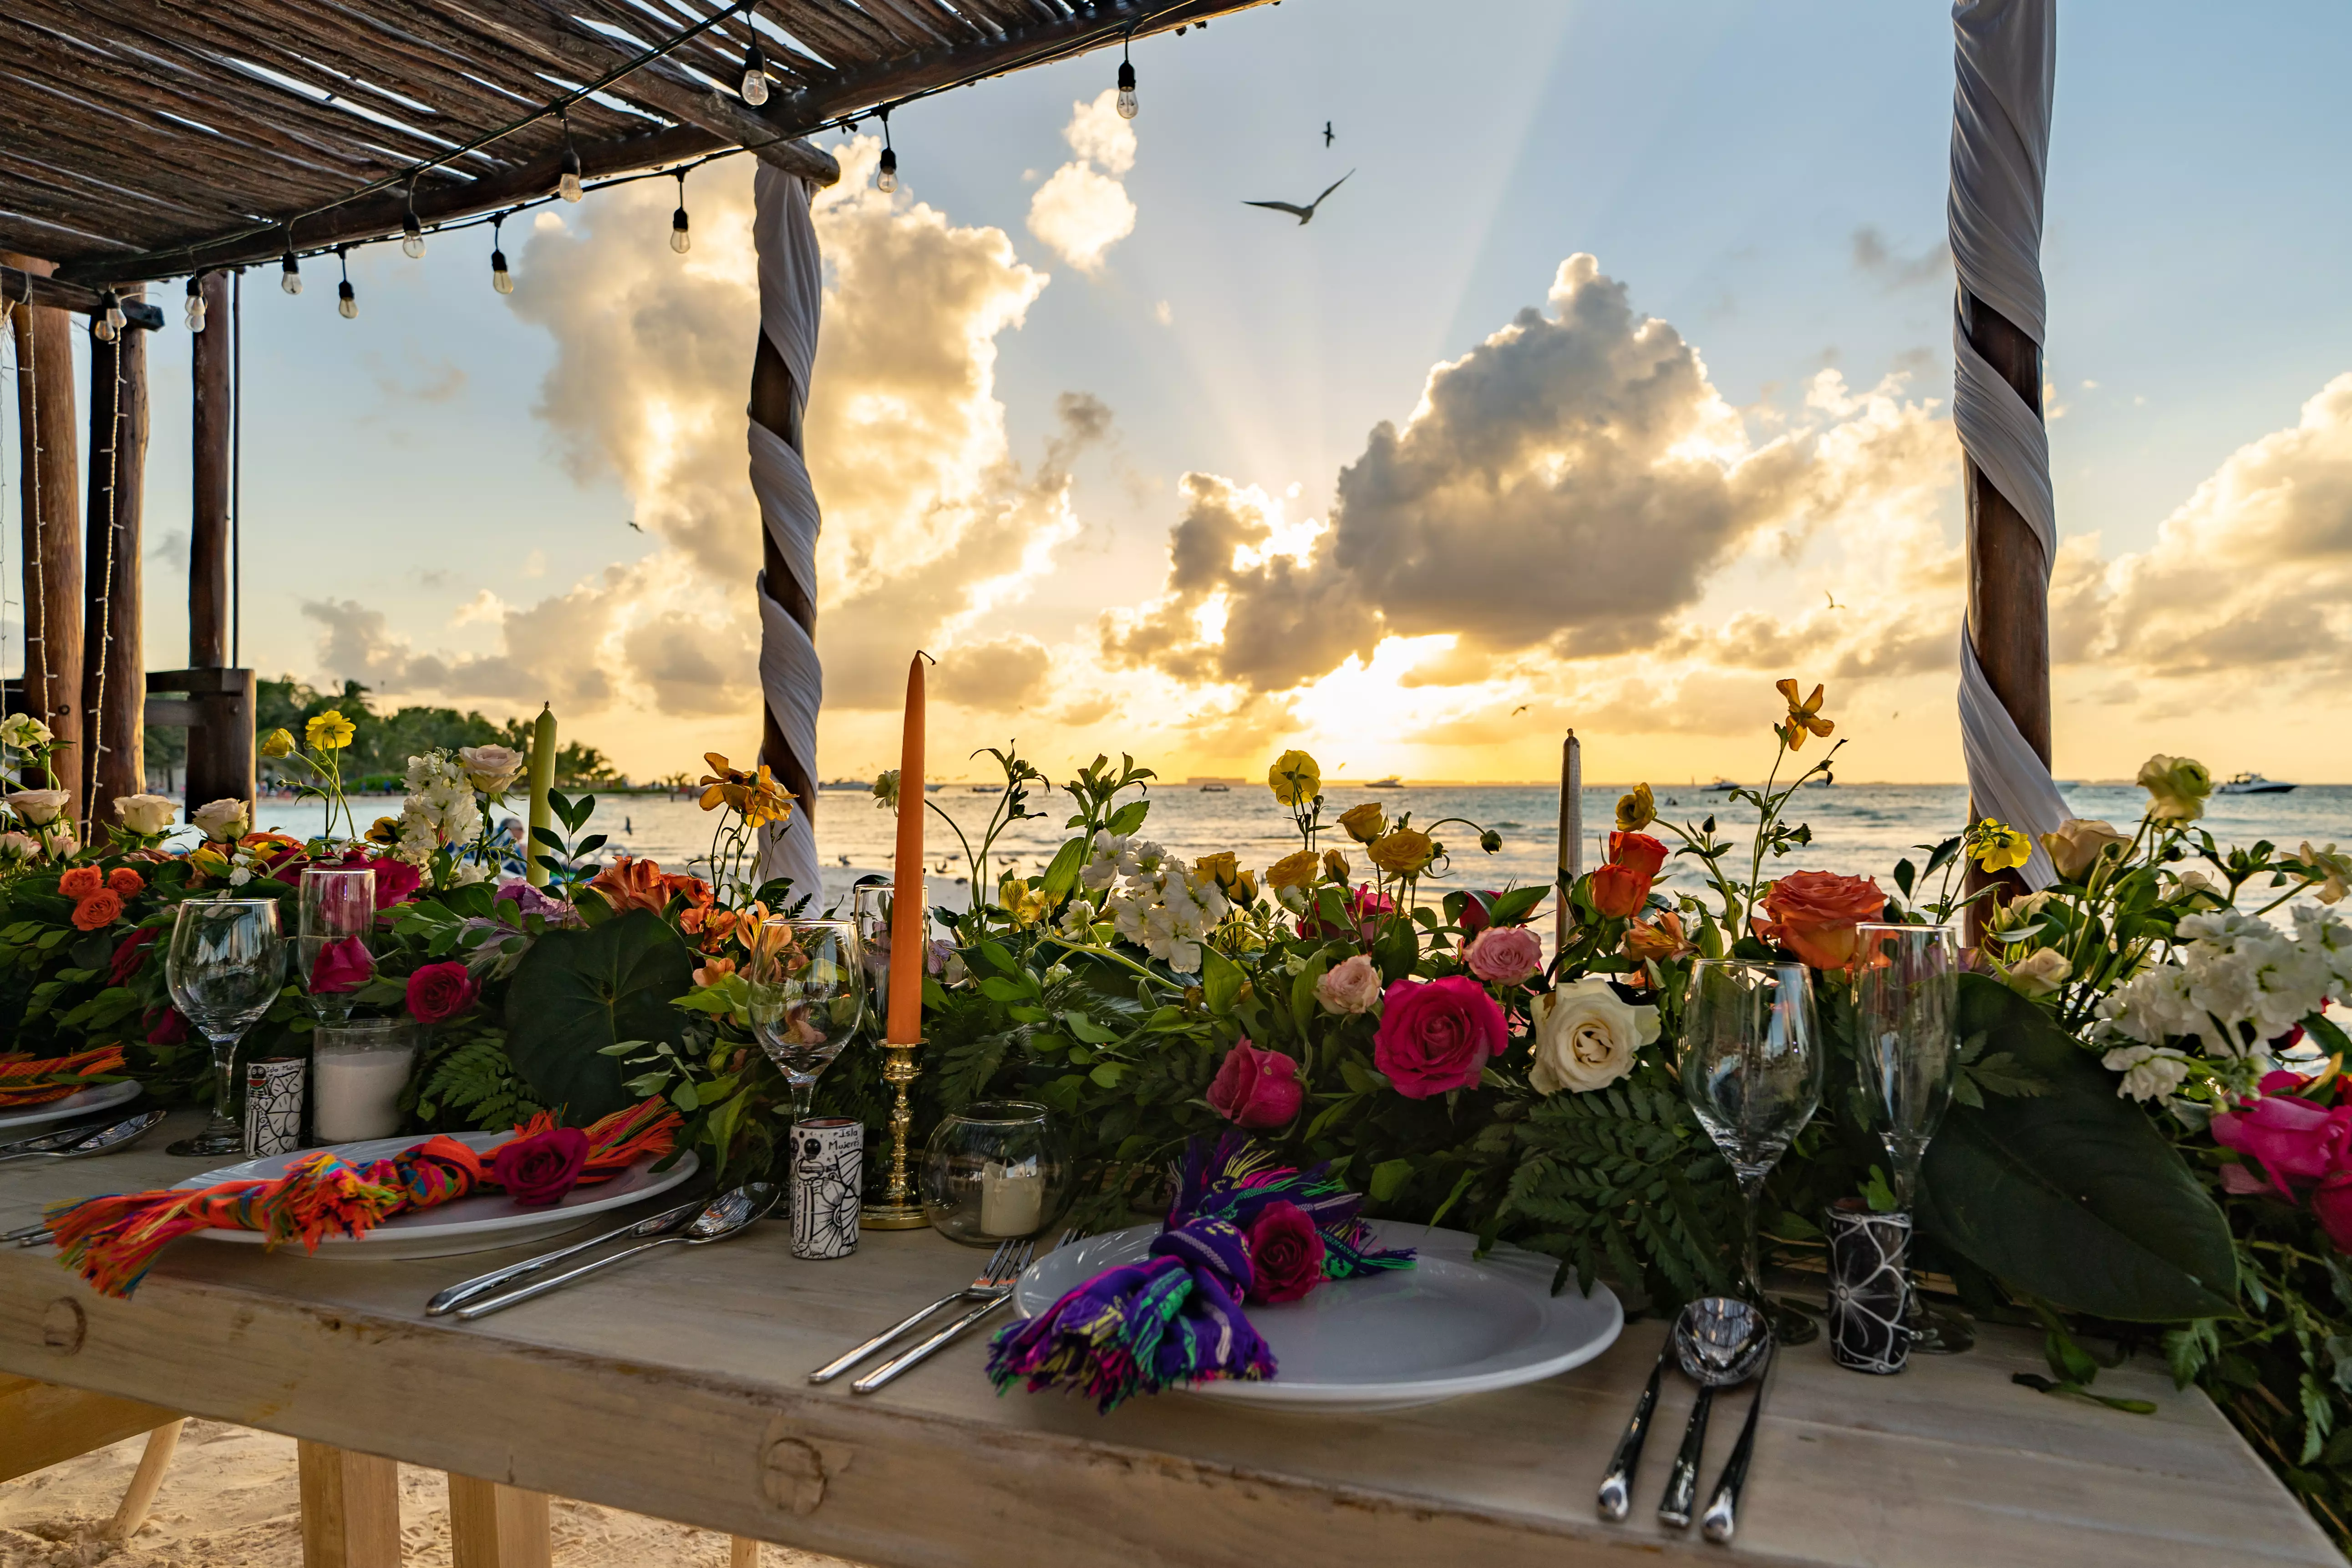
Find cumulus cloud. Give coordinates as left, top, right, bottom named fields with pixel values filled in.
left=1850, top=226, right=1950, bottom=290
left=1026, top=91, right=1138, bottom=274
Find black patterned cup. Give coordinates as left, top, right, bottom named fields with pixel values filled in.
left=1825, top=1199, right=1912, bottom=1374
left=243, top=1057, right=308, bottom=1156
left=792, top=1117, right=864, bottom=1260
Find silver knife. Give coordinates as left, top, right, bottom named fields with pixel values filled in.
left=426, top=1197, right=704, bottom=1315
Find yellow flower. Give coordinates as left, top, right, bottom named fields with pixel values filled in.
left=1267, top=749, right=1321, bottom=807
left=1337, top=802, right=1386, bottom=844
left=1774, top=679, right=1834, bottom=751
left=1966, top=819, right=2032, bottom=873
left=1003, top=879, right=1050, bottom=928
left=1368, top=828, right=1436, bottom=876
left=260, top=728, right=296, bottom=759
left=1265, top=849, right=1320, bottom=891
left=1235, top=868, right=1259, bottom=904
left=1615, top=784, right=1656, bottom=832
left=305, top=710, right=355, bottom=751
left=697, top=752, right=792, bottom=828
left=1323, top=848, right=1350, bottom=883
left=365, top=816, right=400, bottom=847
left=2297, top=842, right=2352, bottom=905
left=872, top=769, right=900, bottom=812
left=2136, top=754, right=2212, bottom=823
left=1194, top=852, right=1242, bottom=895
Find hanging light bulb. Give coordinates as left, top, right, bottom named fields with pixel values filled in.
left=92, top=291, right=119, bottom=344
left=1117, top=39, right=1138, bottom=119
left=876, top=110, right=897, bottom=193
left=490, top=214, right=514, bottom=294
left=401, top=206, right=426, bottom=260
left=184, top=274, right=207, bottom=334
left=103, top=289, right=127, bottom=335
left=671, top=170, right=692, bottom=254
left=336, top=249, right=358, bottom=320
left=558, top=109, right=584, bottom=202
left=739, top=6, right=769, bottom=107
left=280, top=233, right=303, bottom=295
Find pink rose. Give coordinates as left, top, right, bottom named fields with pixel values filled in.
left=2316, top=1172, right=2352, bottom=1253
left=145, top=1007, right=189, bottom=1046
left=1207, top=1040, right=1303, bottom=1130
left=1244, top=1200, right=1327, bottom=1304
left=405, top=960, right=478, bottom=1025
left=1315, top=954, right=1382, bottom=1015
left=365, top=856, right=422, bottom=908
left=1373, top=976, right=1505, bottom=1099
left=1465, top=925, right=1543, bottom=986
left=309, top=937, right=374, bottom=994
left=2212, top=1094, right=2352, bottom=1197
left=489, top=1127, right=590, bottom=1207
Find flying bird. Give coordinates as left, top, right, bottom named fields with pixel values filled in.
left=1323, top=121, right=1336, bottom=147
left=1245, top=170, right=1352, bottom=226
left=1823, top=589, right=1843, bottom=610
left=1511, top=705, right=1529, bottom=716
left=625, top=517, right=644, bottom=533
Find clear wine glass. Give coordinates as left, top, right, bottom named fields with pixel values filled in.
left=298, top=866, right=376, bottom=1024
left=1852, top=921, right=1973, bottom=1353
left=1679, top=958, right=1824, bottom=1345
left=748, top=918, right=869, bottom=1127
left=164, top=899, right=289, bottom=1157
left=850, top=880, right=894, bottom=1030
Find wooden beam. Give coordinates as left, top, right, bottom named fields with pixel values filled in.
left=0, top=1374, right=180, bottom=1484
left=81, top=290, right=146, bottom=828
left=3, top=259, right=111, bottom=315
left=5, top=254, right=84, bottom=819
left=189, top=271, right=230, bottom=670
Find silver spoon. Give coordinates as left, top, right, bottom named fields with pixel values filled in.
left=0, top=1108, right=166, bottom=1167
left=1657, top=1297, right=1769, bottom=1529
left=454, top=1183, right=779, bottom=1320
left=427, top=1196, right=706, bottom=1315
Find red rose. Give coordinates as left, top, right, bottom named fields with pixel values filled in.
left=405, top=960, right=478, bottom=1024
left=1589, top=863, right=1651, bottom=920
left=1373, top=975, right=1505, bottom=1099
left=356, top=854, right=422, bottom=908
left=145, top=1007, right=189, bottom=1046
left=1207, top=1040, right=1304, bottom=1129
left=1457, top=890, right=1502, bottom=939
left=309, top=937, right=374, bottom=994
left=71, top=889, right=123, bottom=931
left=1298, top=883, right=1396, bottom=944
left=489, top=1127, right=590, bottom=1207
left=109, top=926, right=157, bottom=986
left=1754, top=870, right=1886, bottom=969
left=1607, top=832, right=1669, bottom=880
left=1244, top=1200, right=1327, bottom=1304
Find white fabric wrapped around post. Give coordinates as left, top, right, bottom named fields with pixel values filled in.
left=751, top=164, right=823, bottom=904
left=1948, top=0, right=2070, bottom=889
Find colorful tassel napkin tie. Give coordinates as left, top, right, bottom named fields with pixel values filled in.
left=45, top=1098, right=680, bottom=1299
left=0, top=1045, right=128, bottom=1109
left=987, top=1134, right=1415, bottom=1411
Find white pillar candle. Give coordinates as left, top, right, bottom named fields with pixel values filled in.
left=312, top=1048, right=415, bottom=1143
left=979, top=1158, right=1044, bottom=1237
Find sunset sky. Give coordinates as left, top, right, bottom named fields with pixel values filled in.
left=21, top=0, right=2352, bottom=793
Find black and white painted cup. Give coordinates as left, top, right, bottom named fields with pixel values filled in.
left=1825, top=1198, right=1912, bottom=1375
left=791, top=1117, right=864, bottom=1260
left=243, top=1057, right=308, bottom=1157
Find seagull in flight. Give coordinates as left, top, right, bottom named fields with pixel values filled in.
left=1245, top=170, right=1352, bottom=226
left=1323, top=121, right=1336, bottom=147
left=1511, top=704, right=1529, bottom=716
left=1823, top=589, right=1843, bottom=610
left=625, top=517, right=644, bottom=533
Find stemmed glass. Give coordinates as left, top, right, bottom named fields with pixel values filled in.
left=1679, top=958, right=1824, bottom=1345
left=1852, top=922, right=1973, bottom=1353
left=298, top=866, right=376, bottom=1024
left=748, top=918, right=869, bottom=1127
left=850, top=880, right=894, bottom=1027
left=164, top=899, right=289, bottom=1157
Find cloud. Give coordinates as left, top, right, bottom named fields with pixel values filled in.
left=1850, top=226, right=1950, bottom=290
left=1026, top=91, right=1138, bottom=274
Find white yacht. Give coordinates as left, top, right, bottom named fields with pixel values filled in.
left=2216, top=772, right=2296, bottom=796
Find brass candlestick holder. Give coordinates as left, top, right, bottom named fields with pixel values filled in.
left=860, top=1039, right=928, bottom=1229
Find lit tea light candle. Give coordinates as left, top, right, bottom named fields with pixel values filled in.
left=979, top=1157, right=1043, bottom=1237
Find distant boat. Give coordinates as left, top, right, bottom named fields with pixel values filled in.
left=2217, top=772, right=2296, bottom=796
left=820, top=779, right=868, bottom=791
left=970, top=784, right=1004, bottom=794
left=1707, top=778, right=1739, bottom=792
left=1366, top=776, right=1404, bottom=789
left=1199, top=783, right=1230, bottom=793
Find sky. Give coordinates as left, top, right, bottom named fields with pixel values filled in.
left=10, top=0, right=2352, bottom=792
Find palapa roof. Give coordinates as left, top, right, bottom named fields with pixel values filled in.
left=1, top=0, right=1268, bottom=297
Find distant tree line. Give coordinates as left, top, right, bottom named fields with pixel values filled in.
left=247, top=678, right=627, bottom=792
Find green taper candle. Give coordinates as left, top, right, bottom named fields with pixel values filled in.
left=525, top=702, right=557, bottom=887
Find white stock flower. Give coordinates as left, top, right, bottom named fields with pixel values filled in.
left=1529, top=977, right=1660, bottom=1095
left=2102, top=1045, right=2192, bottom=1102
left=1081, top=830, right=1138, bottom=892
left=395, top=750, right=484, bottom=865
left=1099, top=842, right=1228, bottom=974
left=2096, top=907, right=2345, bottom=1058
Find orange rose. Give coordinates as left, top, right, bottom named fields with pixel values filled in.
left=1589, top=863, right=1651, bottom=920
left=71, top=888, right=123, bottom=931
left=58, top=866, right=103, bottom=899
left=1754, top=870, right=1886, bottom=969
left=107, top=867, right=144, bottom=897
left=1606, top=832, right=1668, bottom=880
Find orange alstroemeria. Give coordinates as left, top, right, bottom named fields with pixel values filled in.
left=588, top=854, right=672, bottom=916
left=1775, top=679, right=1834, bottom=751
left=692, top=956, right=737, bottom=988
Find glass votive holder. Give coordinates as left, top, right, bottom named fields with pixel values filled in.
left=921, top=1100, right=1070, bottom=1245
left=311, top=1019, right=422, bottom=1143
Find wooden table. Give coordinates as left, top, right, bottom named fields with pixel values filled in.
left=0, top=1114, right=2337, bottom=1568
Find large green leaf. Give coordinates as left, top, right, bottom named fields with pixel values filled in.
left=1920, top=975, right=2237, bottom=1322
left=503, top=910, right=696, bottom=1124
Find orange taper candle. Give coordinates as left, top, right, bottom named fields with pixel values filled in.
left=886, top=653, right=926, bottom=1044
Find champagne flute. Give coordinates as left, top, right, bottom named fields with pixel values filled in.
left=748, top=918, right=869, bottom=1127
left=164, top=899, right=289, bottom=1157
left=850, top=880, right=894, bottom=1029
left=1852, top=922, right=1973, bottom=1353
left=1679, top=959, right=1824, bottom=1345
left=298, top=866, right=376, bottom=1024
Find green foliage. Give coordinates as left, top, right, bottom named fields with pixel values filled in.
left=414, top=1027, right=543, bottom=1129
left=504, top=910, right=696, bottom=1123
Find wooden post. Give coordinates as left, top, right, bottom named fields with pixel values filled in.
left=751, top=330, right=816, bottom=835
left=446, top=1472, right=552, bottom=1568
left=3, top=252, right=83, bottom=818
left=1962, top=290, right=2046, bottom=917
left=190, top=271, right=230, bottom=669
left=82, top=291, right=147, bottom=830
left=295, top=1441, right=400, bottom=1568
left=100, top=1420, right=185, bottom=1545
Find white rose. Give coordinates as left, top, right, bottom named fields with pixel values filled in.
left=0, top=831, right=32, bottom=861
left=1316, top=953, right=1382, bottom=1014
left=112, top=793, right=178, bottom=835
left=8, top=788, right=68, bottom=825
left=457, top=744, right=526, bottom=795
left=1529, top=976, right=1660, bottom=1094
left=2038, top=817, right=2131, bottom=882
left=191, top=797, right=249, bottom=842
left=2003, top=947, right=2072, bottom=999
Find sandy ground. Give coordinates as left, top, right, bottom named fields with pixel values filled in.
left=0, top=1421, right=858, bottom=1568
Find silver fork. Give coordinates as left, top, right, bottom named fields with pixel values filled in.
left=848, top=1230, right=1071, bottom=1395
left=809, top=1237, right=1027, bottom=1384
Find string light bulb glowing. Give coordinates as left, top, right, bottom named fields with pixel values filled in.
left=92, top=291, right=119, bottom=343
left=670, top=170, right=692, bottom=254
left=490, top=213, right=514, bottom=294
left=401, top=208, right=426, bottom=260
left=184, top=275, right=207, bottom=334
left=558, top=110, right=584, bottom=202
left=1117, top=38, right=1138, bottom=119
left=336, top=249, right=358, bottom=320
left=280, top=235, right=302, bottom=295
left=103, top=290, right=126, bottom=335
left=739, top=7, right=769, bottom=107
left=876, top=109, right=897, bottom=193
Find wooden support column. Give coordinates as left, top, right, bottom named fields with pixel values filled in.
left=447, top=1472, right=552, bottom=1568
left=295, top=1440, right=401, bottom=1568
left=751, top=330, right=815, bottom=836
left=190, top=271, right=230, bottom=669
left=82, top=290, right=147, bottom=830
left=3, top=252, right=84, bottom=818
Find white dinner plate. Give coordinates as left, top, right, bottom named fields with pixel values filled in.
left=1014, top=1219, right=1621, bottom=1412
left=0, top=1079, right=142, bottom=1135
left=177, top=1132, right=699, bottom=1260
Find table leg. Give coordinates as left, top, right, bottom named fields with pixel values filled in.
left=728, top=1536, right=760, bottom=1568
left=447, top=1473, right=552, bottom=1568
left=99, top=1418, right=184, bottom=1544
left=296, top=1440, right=401, bottom=1568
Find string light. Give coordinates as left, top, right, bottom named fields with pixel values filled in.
left=558, top=110, right=584, bottom=202
left=876, top=108, right=897, bottom=193
left=401, top=183, right=427, bottom=259
left=1117, top=34, right=1138, bottom=119
left=184, top=274, right=207, bottom=334
left=336, top=247, right=358, bottom=320
left=739, top=4, right=769, bottom=107
left=671, top=170, right=692, bottom=254
left=92, top=290, right=120, bottom=343
left=280, top=230, right=303, bottom=295
left=490, top=213, right=514, bottom=294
